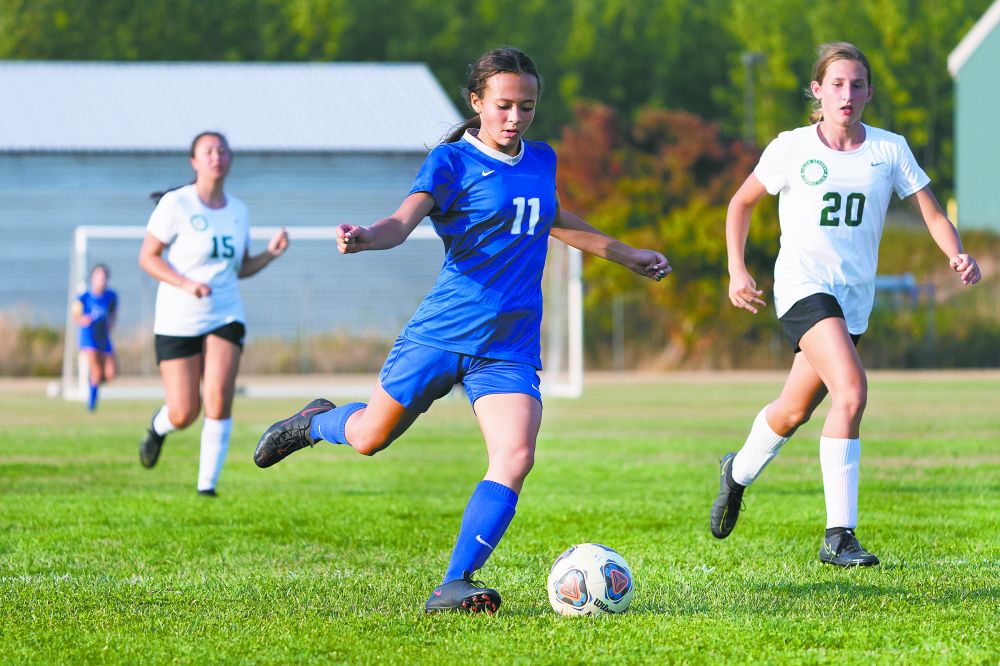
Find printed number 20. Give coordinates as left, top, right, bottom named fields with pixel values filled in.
left=511, top=197, right=540, bottom=235
left=820, top=192, right=866, bottom=227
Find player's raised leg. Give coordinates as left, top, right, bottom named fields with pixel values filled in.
left=254, top=383, right=419, bottom=467
left=798, top=318, right=879, bottom=566
left=711, top=353, right=827, bottom=538
left=426, top=392, right=540, bottom=614
left=141, top=354, right=202, bottom=468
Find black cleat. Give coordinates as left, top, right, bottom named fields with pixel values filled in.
left=425, top=572, right=501, bottom=614
left=197, top=489, right=218, bottom=498
left=819, top=530, right=880, bottom=567
left=710, top=452, right=745, bottom=539
left=139, top=410, right=166, bottom=469
left=254, top=398, right=335, bottom=468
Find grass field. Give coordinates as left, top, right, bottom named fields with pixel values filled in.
left=1, top=373, right=998, bottom=664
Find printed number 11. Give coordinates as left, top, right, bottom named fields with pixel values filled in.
left=511, top=197, right=540, bottom=235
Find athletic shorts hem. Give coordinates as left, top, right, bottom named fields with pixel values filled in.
left=779, top=293, right=861, bottom=353
left=155, top=321, right=246, bottom=364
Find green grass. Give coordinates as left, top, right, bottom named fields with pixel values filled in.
left=1, top=373, right=998, bottom=664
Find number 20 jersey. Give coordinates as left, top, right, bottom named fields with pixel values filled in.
left=146, top=184, right=250, bottom=337
left=405, top=130, right=558, bottom=369
left=754, top=123, right=929, bottom=333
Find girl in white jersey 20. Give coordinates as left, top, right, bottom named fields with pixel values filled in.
left=138, top=132, right=289, bottom=496
left=710, top=42, right=981, bottom=566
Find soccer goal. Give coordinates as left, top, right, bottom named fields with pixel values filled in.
left=60, top=225, right=583, bottom=401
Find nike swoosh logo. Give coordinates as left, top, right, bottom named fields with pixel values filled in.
left=475, top=535, right=494, bottom=551
left=277, top=406, right=327, bottom=427
left=871, top=161, right=886, bottom=167
left=433, top=589, right=442, bottom=597
left=481, top=169, right=495, bottom=177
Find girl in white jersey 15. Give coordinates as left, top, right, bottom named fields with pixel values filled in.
left=710, top=42, right=981, bottom=566
left=138, top=131, right=289, bottom=497
left=253, top=47, right=670, bottom=614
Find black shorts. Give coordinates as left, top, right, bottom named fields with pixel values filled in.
left=779, top=293, right=861, bottom=353
left=155, top=321, right=246, bottom=363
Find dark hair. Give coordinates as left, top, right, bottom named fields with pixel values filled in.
left=150, top=131, right=230, bottom=203
left=444, top=47, right=542, bottom=144
left=808, top=42, right=873, bottom=123
left=90, top=263, right=110, bottom=279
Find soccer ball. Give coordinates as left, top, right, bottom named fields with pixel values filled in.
left=547, top=543, right=634, bottom=616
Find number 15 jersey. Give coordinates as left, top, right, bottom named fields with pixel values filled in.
left=404, top=130, right=558, bottom=369
left=754, top=123, right=929, bottom=334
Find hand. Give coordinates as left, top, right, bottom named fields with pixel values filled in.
left=267, top=228, right=289, bottom=257
left=337, top=224, right=370, bottom=254
left=729, top=269, right=766, bottom=314
left=630, top=249, right=671, bottom=281
left=950, top=254, right=981, bottom=285
left=182, top=278, right=212, bottom=298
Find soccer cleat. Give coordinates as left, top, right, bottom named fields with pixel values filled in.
left=819, top=530, right=880, bottom=567
left=425, top=572, right=501, bottom=614
left=139, top=410, right=166, bottom=469
left=197, top=489, right=218, bottom=498
left=254, top=398, right=335, bottom=468
left=710, top=452, right=745, bottom=539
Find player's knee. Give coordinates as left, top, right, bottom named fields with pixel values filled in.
left=770, top=405, right=811, bottom=433
left=505, top=447, right=535, bottom=480
left=352, top=431, right=394, bottom=456
left=832, top=382, right=867, bottom=419
left=170, top=405, right=200, bottom=429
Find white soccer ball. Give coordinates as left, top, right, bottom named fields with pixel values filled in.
left=547, top=543, right=634, bottom=616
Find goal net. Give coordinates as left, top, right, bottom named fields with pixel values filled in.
left=61, top=225, right=583, bottom=400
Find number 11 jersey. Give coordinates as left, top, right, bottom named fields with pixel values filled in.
left=405, top=130, right=559, bottom=369
left=754, top=123, right=930, bottom=334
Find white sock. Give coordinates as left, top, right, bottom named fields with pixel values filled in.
left=198, top=417, right=232, bottom=492
left=731, top=405, right=790, bottom=486
left=820, top=436, right=860, bottom=529
left=152, top=405, right=177, bottom=436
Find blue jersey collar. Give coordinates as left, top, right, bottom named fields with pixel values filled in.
left=462, top=129, right=524, bottom=166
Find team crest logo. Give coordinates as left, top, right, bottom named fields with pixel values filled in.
left=800, top=159, right=828, bottom=186
left=189, top=214, right=209, bottom=231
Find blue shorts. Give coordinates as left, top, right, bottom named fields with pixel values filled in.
left=80, top=328, right=112, bottom=354
left=378, top=335, right=542, bottom=413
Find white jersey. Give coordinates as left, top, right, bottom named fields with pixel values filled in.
left=754, top=123, right=929, bottom=333
left=146, top=184, right=251, bottom=336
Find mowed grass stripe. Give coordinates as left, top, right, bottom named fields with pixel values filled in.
left=0, top=372, right=997, bottom=664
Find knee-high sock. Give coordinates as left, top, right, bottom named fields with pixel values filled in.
left=731, top=405, right=790, bottom=486
left=310, top=402, right=365, bottom=445
left=88, top=383, right=99, bottom=411
left=442, top=480, right=519, bottom=584
left=820, top=436, right=860, bottom=529
left=198, top=417, right=232, bottom=492
left=152, top=405, right=178, bottom=436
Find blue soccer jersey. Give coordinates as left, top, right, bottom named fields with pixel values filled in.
left=405, top=130, right=558, bottom=368
left=78, top=289, right=118, bottom=352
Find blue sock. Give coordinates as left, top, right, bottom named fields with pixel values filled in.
left=442, top=480, right=519, bottom=584
left=310, top=402, right=366, bottom=445
left=88, top=384, right=99, bottom=411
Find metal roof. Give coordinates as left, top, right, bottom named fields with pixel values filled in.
left=0, top=61, right=464, bottom=153
left=948, top=0, right=1000, bottom=77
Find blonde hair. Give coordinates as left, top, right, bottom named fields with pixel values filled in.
left=808, top=41, right=872, bottom=123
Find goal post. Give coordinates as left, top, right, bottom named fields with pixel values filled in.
left=61, top=224, right=583, bottom=400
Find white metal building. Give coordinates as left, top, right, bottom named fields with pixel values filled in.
left=0, top=61, right=462, bottom=341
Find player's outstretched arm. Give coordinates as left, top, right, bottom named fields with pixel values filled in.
left=551, top=208, right=670, bottom=282
left=239, top=227, right=288, bottom=278
left=138, top=232, right=212, bottom=297
left=338, top=193, right=435, bottom=254
left=727, top=174, right=769, bottom=314
left=908, top=187, right=982, bottom=286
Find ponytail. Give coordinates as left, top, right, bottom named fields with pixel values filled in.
left=444, top=116, right=482, bottom=144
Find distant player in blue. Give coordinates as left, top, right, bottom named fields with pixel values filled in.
left=72, top=263, right=118, bottom=411
left=254, top=47, right=670, bottom=614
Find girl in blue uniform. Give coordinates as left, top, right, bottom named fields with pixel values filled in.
left=72, top=263, right=118, bottom=411
left=255, top=47, right=670, bottom=613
